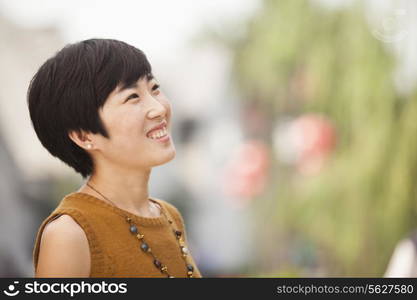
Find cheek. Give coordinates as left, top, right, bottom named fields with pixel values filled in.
left=161, top=98, right=172, bottom=117
left=106, top=113, right=145, bottom=141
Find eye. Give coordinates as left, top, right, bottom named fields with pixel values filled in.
left=152, top=84, right=161, bottom=94
left=125, top=93, right=139, bottom=101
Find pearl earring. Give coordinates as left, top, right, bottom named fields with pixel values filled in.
left=87, top=144, right=92, bottom=149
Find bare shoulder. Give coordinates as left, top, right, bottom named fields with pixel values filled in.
left=36, top=214, right=91, bottom=277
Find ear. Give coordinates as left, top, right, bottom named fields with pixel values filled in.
left=68, top=130, right=95, bottom=150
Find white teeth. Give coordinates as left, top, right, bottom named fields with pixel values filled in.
left=148, top=127, right=167, bottom=139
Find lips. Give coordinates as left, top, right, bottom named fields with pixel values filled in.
left=146, top=121, right=167, bottom=137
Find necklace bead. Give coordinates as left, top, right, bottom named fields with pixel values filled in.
left=136, top=233, right=144, bottom=240
left=140, top=242, right=149, bottom=252
left=130, top=225, right=138, bottom=234
left=154, top=259, right=162, bottom=268
left=187, top=264, right=194, bottom=272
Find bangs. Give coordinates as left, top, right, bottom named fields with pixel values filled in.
left=91, top=39, right=152, bottom=107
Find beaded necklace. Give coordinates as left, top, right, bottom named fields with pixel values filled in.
left=86, top=183, right=195, bottom=278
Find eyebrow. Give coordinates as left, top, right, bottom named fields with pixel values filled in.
left=117, top=73, right=155, bottom=94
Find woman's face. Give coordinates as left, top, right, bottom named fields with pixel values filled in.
left=91, top=75, right=176, bottom=171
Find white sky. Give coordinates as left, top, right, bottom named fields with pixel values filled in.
left=0, top=0, right=260, bottom=60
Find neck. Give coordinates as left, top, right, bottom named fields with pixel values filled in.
left=78, top=162, right=158, bottom=217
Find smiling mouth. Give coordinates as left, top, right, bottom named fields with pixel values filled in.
left=146, top=125, right=168, bottom=140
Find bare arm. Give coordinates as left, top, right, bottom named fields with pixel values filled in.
left=35, top=214, right=91, bottom=277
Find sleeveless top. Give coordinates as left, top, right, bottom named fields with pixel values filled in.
left=33, top=192, right=202, bottom=278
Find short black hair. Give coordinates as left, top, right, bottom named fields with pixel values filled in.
left=27, top=38, right=152, bottom=178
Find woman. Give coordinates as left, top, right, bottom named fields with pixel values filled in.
left=28, top=39, right=201, bottom=278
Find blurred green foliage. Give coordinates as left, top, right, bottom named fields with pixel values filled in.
left=225, top=0, right=417, bottom=276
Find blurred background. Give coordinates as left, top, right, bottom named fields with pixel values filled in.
left=1, top=0, right=417, bottom=277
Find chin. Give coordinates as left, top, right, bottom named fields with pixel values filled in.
left=152, top=149, right=176, bottom=167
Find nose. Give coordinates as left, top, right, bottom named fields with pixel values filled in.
left=146, top=96, right=167, bottom=120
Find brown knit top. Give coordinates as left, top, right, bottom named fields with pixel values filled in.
left=33, top=192, right=202, bottom=278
